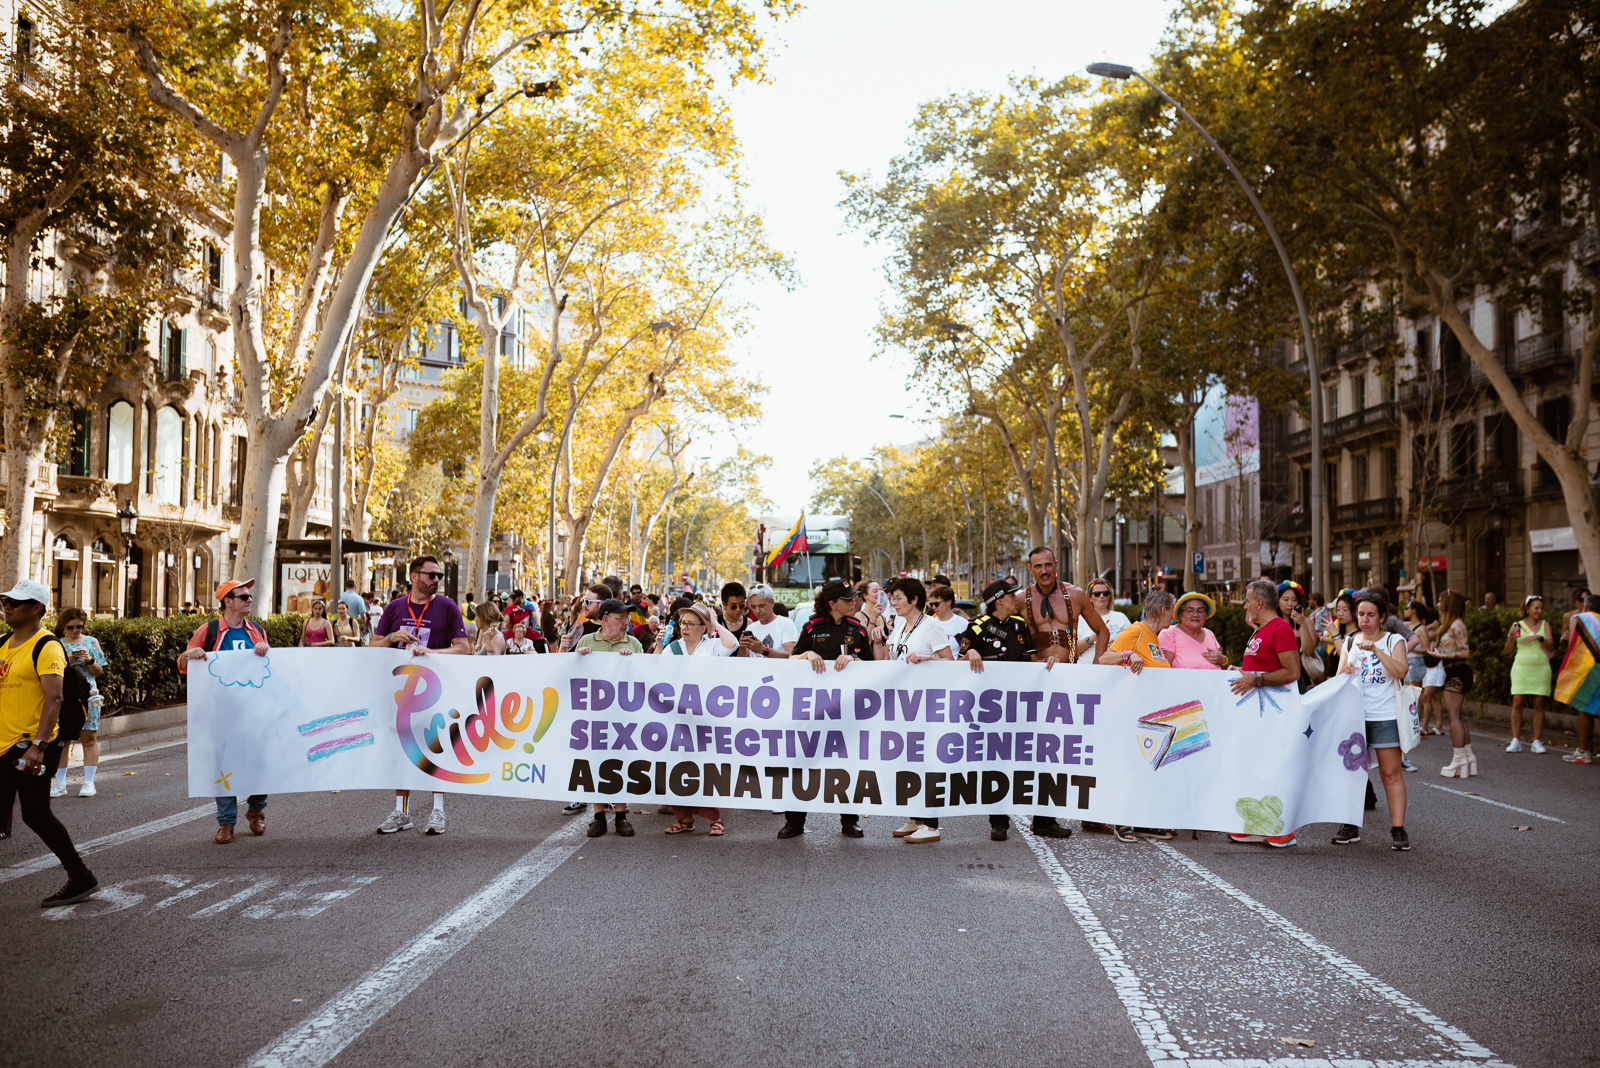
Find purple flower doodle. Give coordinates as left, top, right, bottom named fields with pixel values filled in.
left=1338, top=732, right=1368, bottom=771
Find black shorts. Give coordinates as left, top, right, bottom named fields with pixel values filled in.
left=1443, top=660, right=1474, bottom=692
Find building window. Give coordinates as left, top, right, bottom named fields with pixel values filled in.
left=155, top=405, right=183, bottom=504
left=1352, top=372, right=1367, bottom=412
left=406, top=408, right=419, bottom=434
left=1416, top=326, right=1432, bottom=370
left=159, top=321, right=187, bottom=381
left=205, top=245, right=223, bottom=289
left=1383, top=447, right=1398, bottom=498
left=204, top=337, right=216, bottom=376
left=1324, top=384, right=1338, bottom=421
left=59, top=407, right=90, bottom=477
left=106, top=401, right=134, bottom=483
left=1352, top=454, right=1369, bottom=502
left=15, top=11, right=36, bottom=82
left=1449, top=421, right=1478, bottom=480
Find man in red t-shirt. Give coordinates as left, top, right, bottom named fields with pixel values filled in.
left=1229, top=578, right=1303, bottom=848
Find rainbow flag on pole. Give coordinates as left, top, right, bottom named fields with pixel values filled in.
left=765, top=512, right=806, bottom=570
left=1555, top=612, right=1600, bottom=713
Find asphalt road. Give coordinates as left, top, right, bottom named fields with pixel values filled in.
left=1, top=722, right=1593, bottom=1068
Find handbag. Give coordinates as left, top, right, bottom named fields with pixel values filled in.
left=1393, top=682, right=1422, bottom=753
left=1300, top=652, right=1326, bottom=686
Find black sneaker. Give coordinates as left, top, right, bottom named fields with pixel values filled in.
left=840, top=823, right=864, bottom=838
left=776, top=821, right=805, bottom=839
left=1391, top=826, right=1411, bottom=851
left=562, top=801, right=587, bottom=814
left=990, top=827, right=1008, bottom=842
left=1030, top=820, right=1072, bottom=839
left=1332, top=824, right=1361, bottom=845
left=612, top=815, right=635, bottom=837
left=41, top=873, right=98, bottom=908
left=586, top=815, right=607, bottom=838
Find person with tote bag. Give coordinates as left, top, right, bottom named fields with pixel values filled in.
left=1332, top=594, right=1413, bottom=851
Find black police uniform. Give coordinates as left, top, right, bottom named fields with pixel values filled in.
left=958, top=612, right=1071, bottom=841
left=780, top=615, right=873, bottom=838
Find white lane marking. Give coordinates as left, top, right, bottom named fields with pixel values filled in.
left=55, top=738, right=188, bottom=773
left=243, top=821, right=585, bottom=1068
left=1152, top=841, right=1512, bottom=1067
left=1017, top=828, right=1186, bottom=1061
left=190, top=876, right=280, bottom=919
left=1423, top=781, right=1566, bottom=823
left=0, top=803, right=213, bottom=885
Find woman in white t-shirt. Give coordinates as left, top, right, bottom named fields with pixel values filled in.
left=1076, top=580, right=1129, bottom=654
left=1334, top=595, right=1411, bottom=852
left=662, top=603, right=737, bottom=657
left=883, top=577, right=954, bottom=846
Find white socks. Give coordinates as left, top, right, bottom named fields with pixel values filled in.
left=83, top=765, right=97, bottom=785
left=55, top=767, right=67, bottom=785
left=432, top=793, right=445, bottom=813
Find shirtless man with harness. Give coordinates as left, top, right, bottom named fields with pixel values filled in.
left=1020, top=546, right=1109, bottom=667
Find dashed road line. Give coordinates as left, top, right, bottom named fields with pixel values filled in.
left=242, top=819, right=585, bottom=1068
left=1422, top=782, right=1566, bottom=823
left=0, top=803, right=214, bottom=885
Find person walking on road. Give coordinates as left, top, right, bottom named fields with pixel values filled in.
left=1228, top=579, right=1302, bottom=848
left=884, top=577, right=955, bottom=844
left=300, top=599, right=335, bottom=647
left=780, top=581, right=871, bottom=840
left=1504, top=595, right=1553, bottom=754
left=1432, top=590, right=1477, bottom=778
left=1558, top=594, right=1600, bottom=764
left=179, top=580, right=271, bottom=843
left=1020, top=546, right=1109, bottom=668
left=332, top=599, right=363, bottom=647
left=371, top=556, right=470, bottom=836
left=960, top=577, right=1071, bottom=843
left=1331, top=595, right=1412, bottom=851
left=576, top=600, right=643, bottom=838
left=1100, top=590, right=1176, bottom=844
left=0, top=579, right=98, bottom=906
left=53, top=607, right=106, bottom=798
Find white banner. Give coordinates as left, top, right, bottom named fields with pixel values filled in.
left=187, top=650, right=1368, bottom=834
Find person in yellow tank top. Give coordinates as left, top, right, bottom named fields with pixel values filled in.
left=0, top=579, right=97, bottom=907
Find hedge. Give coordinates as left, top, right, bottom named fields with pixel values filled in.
left=3, top=613, right=308, bottom=715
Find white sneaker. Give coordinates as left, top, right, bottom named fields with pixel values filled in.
left=423, top=809, right=447, bottom=836
left=903, top=824, right=941, bottom=844
left=1505, top=738, right=1524, bottom=753
left=78, top=782, right=96, bottom=797
left=376, top=810, right=413, bottom=834
left=1531, top=739, right=1547, bottom=754
left=892, top=818, right=922, bottom=838
left=49, top=779, right=67, bottom=798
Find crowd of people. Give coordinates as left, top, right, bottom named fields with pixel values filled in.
left=4, top=544, right=1597, bottom=909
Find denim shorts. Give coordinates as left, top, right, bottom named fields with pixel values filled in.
left=1365, top=718, right=1401, bottom=749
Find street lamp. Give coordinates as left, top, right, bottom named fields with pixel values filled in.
left=117, top=499, right=138, bottom=538
left=851, top=477, right=905, bottom=575
left=1087, top=61, right=1327, bottom=598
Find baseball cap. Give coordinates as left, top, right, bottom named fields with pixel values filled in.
left=980, top=577, right=1019, bottom=608
left=598, top=598, right=630, bottom=619
left=0, top=578, right=50, bottom=607
left=215, top=578, right=256, bottom=601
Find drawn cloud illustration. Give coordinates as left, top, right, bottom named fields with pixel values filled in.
left=1235, top=795, right=1284, bottom=836
left=208, top=652, right=273, bottom=689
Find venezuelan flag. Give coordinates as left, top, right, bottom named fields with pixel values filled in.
left=1555, top=612, right=1600, bottom=713
left=765, top=512, right=807, bottom=570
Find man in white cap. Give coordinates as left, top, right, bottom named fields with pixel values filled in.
left=179, top=578, right=270, bottom=843
left=0, top=578, right=98, bottom=906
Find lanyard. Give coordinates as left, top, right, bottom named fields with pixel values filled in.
left=405, top=596, right=433, bottom=629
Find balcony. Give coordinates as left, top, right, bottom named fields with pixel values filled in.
left=1332, top=319, right=1399, bottom=363
left=1512, top=333, right=1570, bottom=374
left=1333, top=497, right=1400, bottom=528
left=1327, top=402, right=1398, bottom=444
left=1286, top=427, right=1310, bottom=454
left=1275, top=509, right=1311, bottom=536
left=1398, top=374, right=1478, bottom=411
left=1423, top=470, right=1524, bottom=511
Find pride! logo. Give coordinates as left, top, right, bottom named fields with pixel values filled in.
left=393, top=665, right=558, bottom=783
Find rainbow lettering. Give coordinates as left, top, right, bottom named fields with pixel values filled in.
left=392, top=665, right=559, bottom=784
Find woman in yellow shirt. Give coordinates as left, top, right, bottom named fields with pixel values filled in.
left=1100, top=590, right=1175, bottom=673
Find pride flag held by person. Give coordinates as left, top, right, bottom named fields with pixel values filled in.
left=765, top=512, right=807, bottom=570
left=1555, top=608, right=1600, bottom=714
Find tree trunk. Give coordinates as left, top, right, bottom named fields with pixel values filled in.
left=285, top=398, right=334, bottom=538
left=233, top=429, right=292, bottom=610
left=1430, top=277, right=1600, bottom=586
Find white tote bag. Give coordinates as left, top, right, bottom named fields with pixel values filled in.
left=1393, top=681, right=1422, bottom=753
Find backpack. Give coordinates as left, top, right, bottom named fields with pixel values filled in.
left=34, top=635, right=93, bottom=744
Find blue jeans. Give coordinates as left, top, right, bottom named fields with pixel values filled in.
left=216, top=795, right=268, bottom=825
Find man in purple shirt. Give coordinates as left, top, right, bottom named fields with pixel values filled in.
left=372, top=555, right=470, bottom=836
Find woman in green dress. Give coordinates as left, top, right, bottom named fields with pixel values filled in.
left=1502, top=594, right=1554, bottom=753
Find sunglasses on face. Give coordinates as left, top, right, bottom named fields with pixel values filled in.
left=228, top=593, right=253, bottom=602
left=417, top=571, right=443, bottom=579
left=582, top=597, right=601, bottom=605
left=1090, top=590, right=1112, bottom=598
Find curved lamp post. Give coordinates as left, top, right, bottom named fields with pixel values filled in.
left=1087, top=62, right=1327, bottom=597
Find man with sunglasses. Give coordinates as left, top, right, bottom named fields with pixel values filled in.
left=180, top=579, right=272, bottom=844
left=0, top=579, right=98, bottom=905
left=560, top=584, right=614, bottom=652
left=372, top=555, right=470, bottom=835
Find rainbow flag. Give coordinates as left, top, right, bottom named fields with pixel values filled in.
left=1555, top=612, right=1600, bottom=713
left=1135, top=700, right=1211, bottom=770
left=765, top=513, right=807, bottom=570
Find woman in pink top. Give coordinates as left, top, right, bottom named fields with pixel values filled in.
left=1159, top=592, right=1228, bottom=669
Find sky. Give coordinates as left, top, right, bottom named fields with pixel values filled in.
left=711, top=0, right=1172, bottom=515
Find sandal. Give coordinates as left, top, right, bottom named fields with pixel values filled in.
left=1112, top=825, right=1140, bottom=843
left=664, top=819, right=696, bottom=834
left=707, top=820, right=725, bottom=836
left=1136, top=828, right=1175, bottom=840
